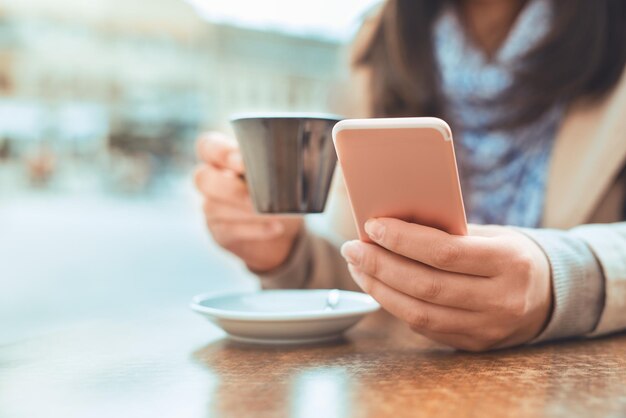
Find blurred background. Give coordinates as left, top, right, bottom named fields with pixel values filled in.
left=1, top=0, right=378, bottom=343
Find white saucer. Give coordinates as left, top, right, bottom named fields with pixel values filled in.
left=190, top=289, right=380, bottom=345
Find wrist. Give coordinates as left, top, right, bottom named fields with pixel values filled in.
left=516, top=227, right=605, bottom=343
left=246, top=223, right=304, bottom=273
left=528, top=239, right=554, bottom=340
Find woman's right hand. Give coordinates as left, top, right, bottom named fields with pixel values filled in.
left=194, top=132, right=304, bottom=273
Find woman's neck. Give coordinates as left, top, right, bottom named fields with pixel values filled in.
left=457, top=0, right=530, bottom=57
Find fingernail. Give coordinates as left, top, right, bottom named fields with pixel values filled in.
left=365, top=219, right=384, bottom=241
left=348, top=264, right=364, bottom=288
left=341, top=241, right=363, bottom=266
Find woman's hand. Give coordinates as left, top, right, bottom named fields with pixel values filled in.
left=194, top=132, right=303, bottom=272
left=341, top=219, right=552, bottom=352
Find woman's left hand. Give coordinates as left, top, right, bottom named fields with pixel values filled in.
left=341, top=218, right=552, bottom=352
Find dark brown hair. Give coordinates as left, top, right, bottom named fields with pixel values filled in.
left=355, top=0, right=626, bottom=129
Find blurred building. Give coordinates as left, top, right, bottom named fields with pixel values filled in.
left=0, top=0, right=343, bottom=191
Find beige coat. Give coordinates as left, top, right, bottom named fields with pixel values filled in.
left=261, top=24, right=626, bottom=340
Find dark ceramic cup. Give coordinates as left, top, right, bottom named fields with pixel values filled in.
left=231, top=113, right=342, bottom=214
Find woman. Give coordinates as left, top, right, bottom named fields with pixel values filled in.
left=194, top=0, right=626, bottom=351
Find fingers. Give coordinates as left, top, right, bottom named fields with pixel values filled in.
left=347, top=261, right=513, bottom=352
left=348, top=265, right=483, bottom=335
left=194, top=165, right=250, bottom=208
left=208, top=220, right=285, bottom=243
left=417, top=330, right=501, bottom=353
left=195, top=164, right=290, bottom=242
left=467, top=224, right=516, bottom=238
left=341, top=241, right=492, bottom=311
left=196, top=132, right=245, bottom=174
left=419, top=320, right=518, bottom=352
left=202, top=199, right=266, bottom=224
left=364, top=218, right=510, bottom=276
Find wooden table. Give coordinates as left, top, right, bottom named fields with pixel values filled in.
left=2, top=308, right=626, bottom=418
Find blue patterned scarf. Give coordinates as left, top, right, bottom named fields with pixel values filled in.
left=434, top=0, right=563, bottom=227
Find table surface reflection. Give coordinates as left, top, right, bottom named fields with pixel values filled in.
left=1, top=309, right=626, bottom=418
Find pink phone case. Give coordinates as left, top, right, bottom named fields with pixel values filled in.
left=332, top=117, right=467, bottom=242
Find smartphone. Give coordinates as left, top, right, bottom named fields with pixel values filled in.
left=332, top=117, right=467, bottom=242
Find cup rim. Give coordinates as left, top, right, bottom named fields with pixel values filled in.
left=230, top=112, right=344, bottom=123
